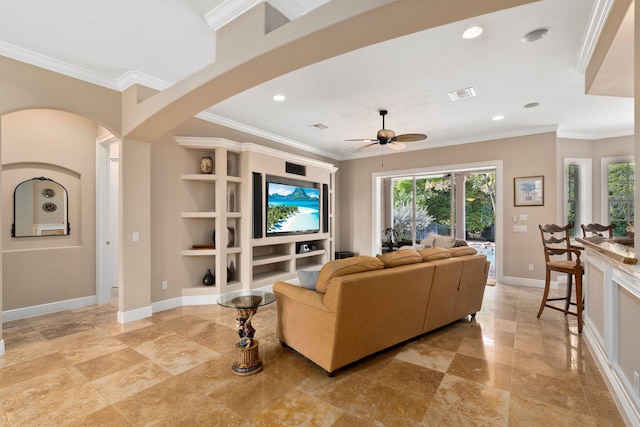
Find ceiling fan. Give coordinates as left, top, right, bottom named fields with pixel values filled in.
left=346, top=109, right=427, bottom=151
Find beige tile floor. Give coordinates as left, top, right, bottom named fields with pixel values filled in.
left=0, top=283, right=627, bottom=426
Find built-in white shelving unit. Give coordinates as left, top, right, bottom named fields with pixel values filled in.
left=176, top=137, right=337, bottom=294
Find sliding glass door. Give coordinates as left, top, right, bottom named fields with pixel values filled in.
left=384, top=171, right=494, bottom=246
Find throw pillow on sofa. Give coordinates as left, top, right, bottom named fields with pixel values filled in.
left=377, top=250, right=422, bottom=268
left=298, top=269, right=321, bottom=289
left=417, top=247, right=452, bottom=262
left=420, top=232, right=456, bottom=248
left=315, top=256, right=384, bottom=293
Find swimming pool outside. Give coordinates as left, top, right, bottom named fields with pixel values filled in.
left=469, top=242, right=496, bottom=279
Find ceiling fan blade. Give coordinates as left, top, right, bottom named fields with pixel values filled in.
left=357, top=142, right=379, bottom=151
left=395, top=133, right=427, bottom=142
left=388, top=141, right=406, bottom=150
left=345, top=138, right=377, bottom=142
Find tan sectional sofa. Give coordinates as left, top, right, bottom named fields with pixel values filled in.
left=273, top=247, right=490, bottom=376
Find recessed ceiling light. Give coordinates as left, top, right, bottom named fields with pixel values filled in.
left=492, top=115, right=504, bottom=121
left=462, top=26, right=483, bottom=39
left=524, top=102, right=540, bottom=108
left=521, top=27, right=550, bottom=43
left=272, top=94, right=286, bottom=102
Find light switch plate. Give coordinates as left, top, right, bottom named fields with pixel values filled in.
left=133, top=231, right=140, bottom=242
left=514, top=225, right=527, bottom=232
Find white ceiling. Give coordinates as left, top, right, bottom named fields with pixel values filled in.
left=0, top=0, right=633, bottom=160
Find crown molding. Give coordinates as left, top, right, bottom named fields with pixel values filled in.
left=341, top=126, right=560, bottom=161
left=116, top=71, right=172, bottom=92
left=558, top=128, right=634, bottom=140
left=173, top=136, right=337, bottom=171
left=241, top=142, right=337, bottom=171
left=174, top=136, right=244, bottom=152
left=0, top=40, right=172, bottom=93
left=575, top=0, right=614, bottom=74
left=205, top=0, right=262, bottom=31
left=0, top=40, right=120, bottom=90
left=195, top=110, right=341, bottom=160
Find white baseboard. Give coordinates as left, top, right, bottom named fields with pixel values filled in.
left=117, top=305, right=152, bottom=324
left=181, top=295, right=218, bottom=306
left=584, top=321, right=640, bottom=427
left=2, top=295, right=97, bottom=322
left=501, top=276, right=553, bottom=288
left=151, top=297, right=183, bottom=311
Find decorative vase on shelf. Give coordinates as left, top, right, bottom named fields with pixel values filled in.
left=228, top=261, right=236, bottom=283
left=202, top=269, right=214, bottom=286
left=227, top=226, right=235, bottom=247
left=200, top=156, right=213, bottom=174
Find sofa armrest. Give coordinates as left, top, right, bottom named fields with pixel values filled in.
left=273, top=281, right=333, bottom=313
left=273, top=281, right=337, bottom=372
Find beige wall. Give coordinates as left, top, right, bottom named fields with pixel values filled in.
left=0, top=58, right=120, bottom=339
left=1, top=109, right=97, bottom=310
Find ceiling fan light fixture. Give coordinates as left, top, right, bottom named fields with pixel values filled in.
left=462, top=26, right=483, bottom=39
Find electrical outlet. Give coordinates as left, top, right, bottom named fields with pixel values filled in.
left=528, top=264, right=534, bottom=271
left=161, top=280, right=168, bottom=290
left=634, top=371, right=639, bottom=395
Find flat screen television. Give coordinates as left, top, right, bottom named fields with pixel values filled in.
left=266, top=179, right=320, bottom=236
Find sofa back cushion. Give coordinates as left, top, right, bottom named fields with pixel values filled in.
left=417, top=247, right=452, bottom=262
left=449, top=246, right=478, bottom=257
left=315, top=256, right=384, bottom=293
left=377, top=250, right=422, bottom=268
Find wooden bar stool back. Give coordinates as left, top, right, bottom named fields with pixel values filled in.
left=538, top=224, right=584, bottom=333
left=580, top=223, right=614, bottom=239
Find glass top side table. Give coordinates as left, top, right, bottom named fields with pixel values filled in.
left=217, top=290, right=276, bottom=376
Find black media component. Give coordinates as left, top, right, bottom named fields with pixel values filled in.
left=285, top=162, right=306, bottom=176
left=252, top=172, right=263, bottom=238
left=322, top=183, right=329, bottom=233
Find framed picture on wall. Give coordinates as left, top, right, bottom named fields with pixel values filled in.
left=514, top=176, right=544, bottom=206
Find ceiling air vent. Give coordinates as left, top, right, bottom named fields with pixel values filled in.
left=448, top=87, right=476, bottom=101
left=309, top=123, right=328, bottom=130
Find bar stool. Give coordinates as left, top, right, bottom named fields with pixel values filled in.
left=538, top=224, right=584, bottom=333
left=581, top=223, right=614, bottom=239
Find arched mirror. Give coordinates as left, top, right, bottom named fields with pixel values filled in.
left=12, top=177, right=70, bottom=237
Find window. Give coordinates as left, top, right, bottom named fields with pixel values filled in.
left=564, top=159, right=591, bottom=237
left=604, top=157, right=634, bottom=236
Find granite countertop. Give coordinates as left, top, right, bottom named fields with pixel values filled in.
left=575, top=236, right=637, bottom=265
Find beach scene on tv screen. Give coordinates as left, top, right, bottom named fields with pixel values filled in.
left=267, top=183, right=320, bottom=234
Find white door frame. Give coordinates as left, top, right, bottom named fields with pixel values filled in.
left=96, top=134, right=120, bottom=304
